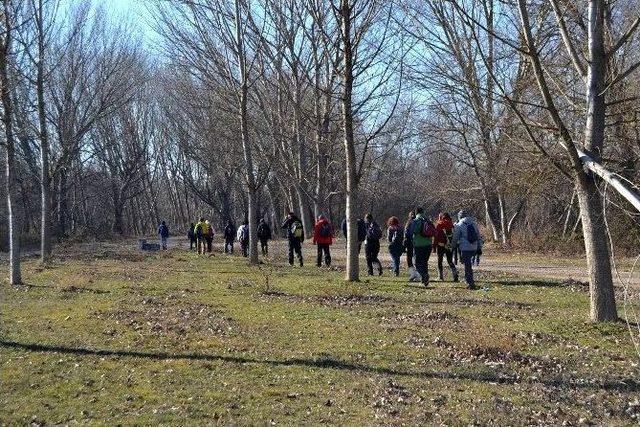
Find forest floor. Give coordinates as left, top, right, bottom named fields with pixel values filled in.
left=1, top=239, right=640, bottom=425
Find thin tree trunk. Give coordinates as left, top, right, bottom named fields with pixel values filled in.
left=1, top=1, right=21, bottom=284
left=341, top=0, right=359, bottom=282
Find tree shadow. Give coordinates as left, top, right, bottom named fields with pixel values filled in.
left=1, top=339, right=637, bottom=394
left=11, top=283, right=110, bottom=294
left=481, top=279, right=563, bottom=288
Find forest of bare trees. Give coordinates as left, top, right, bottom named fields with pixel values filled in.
left=1, top=0, right=639, bottom=321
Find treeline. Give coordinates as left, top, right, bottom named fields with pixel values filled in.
left=1, top=1, right=639, bottom=320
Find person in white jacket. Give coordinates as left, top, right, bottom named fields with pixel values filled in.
left=237, top=220, right=249, bottom=257
left=451, top=210, right=482, bottom=290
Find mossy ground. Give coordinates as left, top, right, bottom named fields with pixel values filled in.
left=1, top=240, right=639, bottom=425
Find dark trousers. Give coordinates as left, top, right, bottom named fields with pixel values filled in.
left=224, top=239, right=234, bottom=253
left=205, top=237, right=213, bottom=253
left=405, top=242, right=414, bottom=268
left=241, top=241, right=249, bottom=257
left=189, top=238, right=196, bottom=250
left=436, top=245, right=458, bottom=280
left=316, top=244, right=331, bottom=266
left=389, top=248, right=402, bottom=276
left=260, top=239, right=269, bottom=255
left=414, top=245, right=431, bottom=284
left=288, top=239, right=303, bottom=266
left=365, top=240, right=381, bottom=275
left=197, top=237, right=206, bottom=254
left=460, top=250, right=476, bottom=288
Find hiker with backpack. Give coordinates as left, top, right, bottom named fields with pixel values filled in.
left=451, top=210, right=482, bottom=290
left=224, top=220, right=236, bottom=254
left=411, top=207, right=436, bottom=287
left=434, top=212, right=459, bottom=282
left=158, top=221, right=170, bottom=250
left=281, top=212, right=304, bottom=267
left=364, top=213, right=383, bottom=276
left=404, top=211, right=419, bottom=281
left=237, top=220, right=250, bottom=257
left=257, top=218, right=272, bottom=256
left=387, top=216, right=404, bottom=277
left=195, top=217, right=207, bottom=255
left=312, top=215, right=333, bottom=267
left=204, top=220, right=214, bottom=253
left=187, top=223, right=197, bottom=250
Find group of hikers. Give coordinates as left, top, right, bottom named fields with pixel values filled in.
left=161, top=207, right=483, bottom=290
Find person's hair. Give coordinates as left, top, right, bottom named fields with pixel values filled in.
left=288, top=211, right=295, bottom=217
left=365, top=213, right=373, bottom=221
left=200, top=217, right=205, bottom=222
left=243, top=219, right=249, bottom=225
left=416, top=207, right=424, bottom=214
left=438, top=213, right=445, bottom=221
left=387, top=216, right=399, bottom=227
left=161, top=220, right=166, bottom=225
left=443, top=212, right=451, bottom=220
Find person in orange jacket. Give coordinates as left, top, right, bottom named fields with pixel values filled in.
left=312, top=215, right=333, bottom=267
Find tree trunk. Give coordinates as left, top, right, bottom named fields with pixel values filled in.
left=341, top=0, right=359, bottom=282
left=580, top=0, right=616, bottom=321
left=36, top=0, right=51, bottom=262
left=235, top=0, right=258, bottom=265
left=1, top=2, right=21, bottom=284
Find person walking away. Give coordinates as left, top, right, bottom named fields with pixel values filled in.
left=412, top=207, right=436, bottom=287
left=312, top=215, right=333, bottom=267
left=236, top=220, right=250, bottom=257
left=387, top=216, right=404, bottom=277
left=404, top=211, right=419, bottom=281
left=158, top=221, right=170, bottom=250
left=452, top=210, right=482, bottom=290
left=224, top=220, right=235, bottom=254
left=204, top=220, right=214, bottom=253
left=364, top=213, right=383, bottom=276
left=195, top=218, right=206, bottom=254
left=257, top=218, right=272, bottom=256
left=187, top=223, right=196, bottom=250
left=281, top=212, right=304, bottom=266
left=434, top=212, right=459, bottom=282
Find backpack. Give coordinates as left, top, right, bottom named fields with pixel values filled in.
left=414, top=217, right=435, bottom=238
left=195, top=223, right=203, bottom=238
left=466, top=223, right=478, bottom=244
left=291, top=221, right=304, bottom=240
left=366, top=222, right=382, bottom=241
left=357, top=220, right=367, bottom=242
left=319, top=222, right=331, bottom=238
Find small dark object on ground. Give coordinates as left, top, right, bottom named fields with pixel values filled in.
left=138, top=239, right=160, bottom=252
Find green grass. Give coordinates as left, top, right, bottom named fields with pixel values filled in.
left=1, top=241, right=639, bottom=425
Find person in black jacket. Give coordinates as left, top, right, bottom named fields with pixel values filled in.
left=223, top=220, right=236, bottom=254
left=257, top=218, right=272, bottom=256
left=364, top=213, right=383, bottom=276
left=187, top=223, right=196, bottom=250
left=281, top=212, right=304, bottom=266
left=341, top=216, right=367, bottom=253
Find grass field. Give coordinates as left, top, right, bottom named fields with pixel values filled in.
left=1, top=240, right=639, bottom=425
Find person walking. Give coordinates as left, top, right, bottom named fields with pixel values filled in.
left=364, top=213, right=383, bottom=276
left=312, top=215, right=333, bottom=267
left=411, top=207, right=435, bottom=287
left=434, top=212, right=459, bottom=282
left=341, top=216, right=367, bottom=253
left=195, top=217, right=207, bottom=255
left=158, top=221, right=170, bottom=250
left=281, top=212, right=304, bottom=267
left=224, top=220, right=235, bottom=254
left=404, top=211, right=418, bottom=281
left=237, top=220, right=250, bottom=257
left=187, top=223, right=196, bottom=250
left=452, top=210, right=482, bottom=290
left=204, top=220, right=214, bottom=253
left=387, top=216, right=404, bottom=277
left=257, top=218, right=272, bottom=256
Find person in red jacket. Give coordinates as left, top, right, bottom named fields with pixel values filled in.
left=312, top=215, right=333, bottom=267
left=434, top=212, right=459, bottom=282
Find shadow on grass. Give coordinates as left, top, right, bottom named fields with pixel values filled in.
left=481, top=279, right=562, bottom=288
left=1, top=339, right=637, bottom=393
left=12, top=283, right=110, bottom=294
